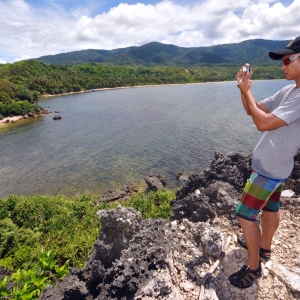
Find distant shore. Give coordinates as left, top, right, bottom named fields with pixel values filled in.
left=40, top=81, right=241, bottom=99
left=41, top=85, right=171, bottom=98
left=0, top=110, right=49, bottom=127
left=1, top=85, right=180, bottom=127
left=1, top=80, right=283, bottom=127
left=0, top=116, right=24, bottom=126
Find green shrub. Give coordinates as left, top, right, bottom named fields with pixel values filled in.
left=16, top=86, right=33, bottom=102
left=0, top=194, right=99, bottom=270
left=0, top=101, right=39, bottom=117
left=0, top=189, right=175, bottom=273
left=0, top=92, right=11, bottom=104
left=0, top=218, right=41, bottom=269
left=98, top=189, right=176, bottom=219
left=0, top=249, right=69, bottom=300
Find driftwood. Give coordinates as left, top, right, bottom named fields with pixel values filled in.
left=198, top=235, right=232, bottom=300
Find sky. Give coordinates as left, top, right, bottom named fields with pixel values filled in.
left=0, top=0, right=299, bottom=64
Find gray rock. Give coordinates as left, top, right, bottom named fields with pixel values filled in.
left=269, top=262, right=300, bottom=297
left=97, top=183, right=139, bottom=204
left=200, top=227, right=224, bottom=259
left=144, top=174, right=166, bottom=191
left=39, top=206, right=170, bottom=300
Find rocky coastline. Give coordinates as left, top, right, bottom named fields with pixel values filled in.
left=0, top=106, right=51, bottom=126
left=35, top=150, right=300, bottom=300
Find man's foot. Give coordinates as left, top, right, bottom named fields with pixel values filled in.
left=229, top=262, right=262, bottom=289
left=237, top=236, right=272, bottom=260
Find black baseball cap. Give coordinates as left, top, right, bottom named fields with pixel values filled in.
left=269, top=36, right=300, bottom=60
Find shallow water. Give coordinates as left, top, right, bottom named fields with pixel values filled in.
left=0, top=80, right=290, bottom=197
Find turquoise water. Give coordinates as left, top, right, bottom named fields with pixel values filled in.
left=0, top=80, right=290, bottom=197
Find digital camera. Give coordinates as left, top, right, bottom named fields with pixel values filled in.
left=243, top=63, right=251, bottom=73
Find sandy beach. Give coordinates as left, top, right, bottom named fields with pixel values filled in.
left=0, top=116, right=24, bottom=126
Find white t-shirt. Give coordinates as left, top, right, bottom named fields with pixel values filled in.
left=251, top=84, right=300, bottom=179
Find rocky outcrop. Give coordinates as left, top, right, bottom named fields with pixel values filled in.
left=39, top=151, right=300, bottom=300
left=144, top=174, right=166, bottom=191
left=28, top=106, right=51, bottom=119
left=0, top=107, right=51, bottom=125
left=96, top=183, right=139, bottom=204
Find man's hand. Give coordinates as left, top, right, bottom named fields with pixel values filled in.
left=237, top=68, right=252, bottom=93
left=236, top=66, right=286, bottom=131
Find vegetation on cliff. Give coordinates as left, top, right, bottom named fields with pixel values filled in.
left=0, top=189, right=175, bottom=299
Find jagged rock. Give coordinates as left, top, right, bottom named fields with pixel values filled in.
left=200, top=226, right=224, bottom=259
left=144, top=174, right=166, bottom=191
left=175, top=152, right=251, bottom=201
left=170, top=181, right=240, bottom=223
left=93, top=206, right=143, bottom=268
left=39, top=206, right=170, bottom=300
left=97, top=183, right=139, bottom=204
left=39, top=150, right=300, bottom=300
left=120, top=183, right=139, bottom=194
left=170, top=192, right=215, bottom=223
left=100, top=189, right=127, bottom=202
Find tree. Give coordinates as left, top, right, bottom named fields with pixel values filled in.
left=32, top=91, right=40, bottom=106
left=17, top=86, right=33, bottom=103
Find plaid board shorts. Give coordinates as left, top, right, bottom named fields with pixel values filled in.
left=236, top=171, right=285, bottom=221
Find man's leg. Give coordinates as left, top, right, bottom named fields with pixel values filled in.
left=238, top=217, right=260, bottom=269
left=229, top=173, right=283, bottom=288
left=260, top=210, right=280, bottom=254
left=229, top=213, right=262, bottom=288
left=260, top=183, right=282, bottom=254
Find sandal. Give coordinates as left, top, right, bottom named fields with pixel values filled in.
left=237, top=236, right=272, bottom=260
left=229, top=262, right=262, bottom=288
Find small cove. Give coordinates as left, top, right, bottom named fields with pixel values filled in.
left=0, top=80, right=289, bottom=198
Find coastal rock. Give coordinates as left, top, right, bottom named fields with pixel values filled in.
left=175, top=151, right=252, bottom=201
left=144, top=174, right=166, bottom=191
left=39, top=150, right=300, bottom=300
left=200, top=226, right=224, bottom=259
left=170, top=180, right=239, bottom=223
left=100, top=189, right=127, bottom=202
left=97, top=183, right=139, bottom=204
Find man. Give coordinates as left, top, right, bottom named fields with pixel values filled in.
left=229, top=36, right=300, bottom=289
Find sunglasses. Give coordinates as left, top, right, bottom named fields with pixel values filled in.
left=282, top=53, right=300, bottom=66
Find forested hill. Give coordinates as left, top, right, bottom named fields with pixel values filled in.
left=0, top=38, right=288, bottom=119
left=35, top=39, right=289, bottom=66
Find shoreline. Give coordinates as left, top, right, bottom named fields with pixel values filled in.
left=1, top=79, right=286, bottom=126
left=0, top=111, right=48, bottom=127
left=40, top=79, right=286, bottom=99
left=0, top=116, right=24, bottom=126
left=41, top=84, right=179, bottom=98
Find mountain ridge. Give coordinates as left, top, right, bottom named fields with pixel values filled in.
left=35, top=39, right=289, bottom=66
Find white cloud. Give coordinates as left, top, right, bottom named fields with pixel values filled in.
left=0, top=0, right=299, bottom=63
left=0, top=58, right=7, bottom=64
